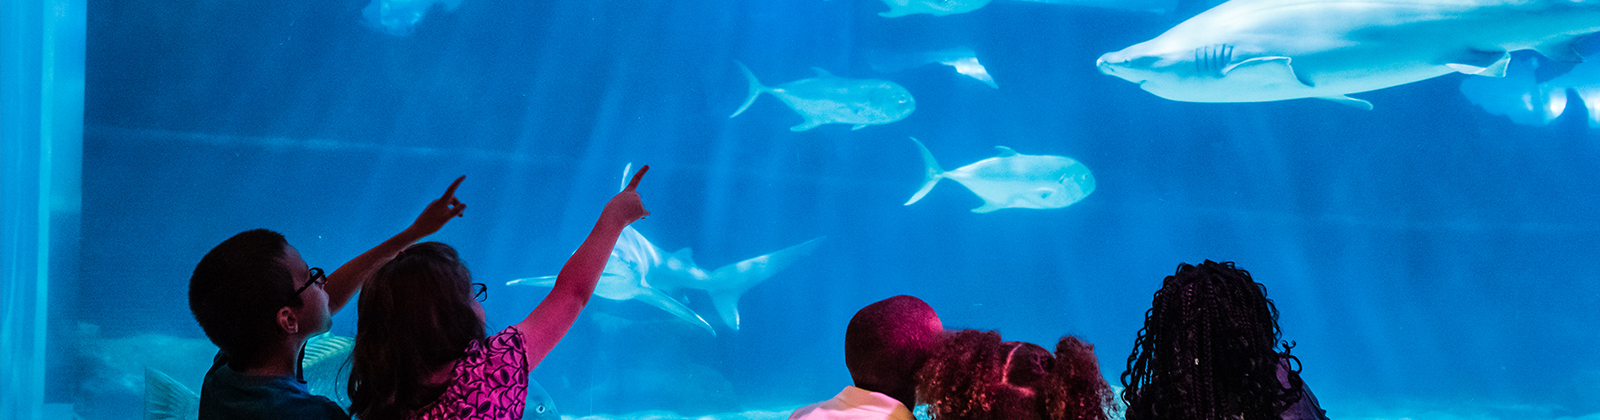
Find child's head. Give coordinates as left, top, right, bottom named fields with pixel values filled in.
left=189, top=229, right=328, bottom=367
left=350, top=241, right=487, bottom=419
left=844, top=295, right=944, bottom=397
left=919, top=331, right=1114, bottom=420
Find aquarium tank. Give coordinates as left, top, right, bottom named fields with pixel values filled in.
left=3, top=0, right=1599, bottom=418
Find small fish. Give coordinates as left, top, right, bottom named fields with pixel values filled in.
left=905, top=137, right=1095, bottom=213
left=730, top=62, right=915, bottom=132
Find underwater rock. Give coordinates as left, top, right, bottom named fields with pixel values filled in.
left=1096, top=0, right=1600, bottom=109
left=729, top=62, right=915, bottom=132
left=904, top=137, right=1095, bottom=213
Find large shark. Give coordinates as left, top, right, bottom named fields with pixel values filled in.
left=361, top=0, right=463, bottom=36
left=730, top=61, right=915, bottom=132
left=143, top=332, right=559, bottom=420
left=870, top=47, right=1000, bottom=89
left=508, top=227, right=824, bottom=334
left=1095, top=0, right=1600, bottom=109
left=905, top=137, right=1096, bottom=213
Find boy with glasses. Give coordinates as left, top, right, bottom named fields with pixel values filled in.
left=187, top=176, right=467, bottom=419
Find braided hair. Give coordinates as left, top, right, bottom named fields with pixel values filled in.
left=1120, top=260, right=1304, bottom=420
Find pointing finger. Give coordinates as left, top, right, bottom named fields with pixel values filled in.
left=441, top=176, right=465, bottom=200
left=624, top=165, right=649, bottom=192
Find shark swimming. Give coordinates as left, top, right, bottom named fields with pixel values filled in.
left=508, top=226, right=824, bottom=334
left=361, top=0, right=463, bottom=36
left=905, top=137, right=1096, bottom=213
left=1095, top=0, right=1600, bottom=109
left=730, top=61, right=916, bottom=132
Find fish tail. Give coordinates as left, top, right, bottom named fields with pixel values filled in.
left=730, top=61, right=767, bottom=118
left=905, top=137, right=946, bottom=206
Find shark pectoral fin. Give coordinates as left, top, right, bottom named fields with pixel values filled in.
left=633, top=289, right=717, bottom=336
left=705, top=237, right=824, bottom=330
left=852, top=124, right=869, bottom=130
left=1315, top=95, right=1373, bottom=110
left=906, top=137, right=946, bottom=206
left=1220, top=56, right=1311, bottom=87
left=970, top=202, right=1004, bottom=213
left=506, top=275, right=559, bottom=287
left=1535, top=37, right=1585, bottom=63
left=993, top=146, right=1019, bottom=157
left=790, top=118, right=825, bottom=132
left=145, top=367, right=199, bottom=420
left=1446, top=50, right=1511, bottom=77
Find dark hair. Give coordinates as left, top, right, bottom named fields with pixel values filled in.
left=188, top=229, right=297, bottom=366
left=1120, top=260, right=1304, bottom=420
left=845, top=295, right=943, bottom=394
left=918, top=330, right=1115, bottom=420
left=348, top=242, right=487, bottom=420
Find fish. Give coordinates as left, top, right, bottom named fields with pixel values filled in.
left=508, top=227, right=824, bottom=334
left=361, top=0, right=463, bottom=36
left=730, top=61, right=915, bottom=132
left=1095, top=0, right=1600, bottom=109
left=904, top=137, right=1095, bottom=213
left=870, top=47, right=1000, bottom=89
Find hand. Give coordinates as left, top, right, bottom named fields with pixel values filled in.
left=600, top=166, right=650, bottom=227
left=406, top=176, right=467, bottom=237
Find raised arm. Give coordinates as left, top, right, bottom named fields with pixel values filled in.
left=516, top=166, right=650, bottom=369
left=326, top=176, right=467, bottom=314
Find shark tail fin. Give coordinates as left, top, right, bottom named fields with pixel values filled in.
left=506, top=275, right=559, bottom=287
left=905, top=137, right=946, bottom=206
left=705, top=237, right=825, bottom=330
left=730, top=61, right=768, bottom=118
left=145, top=367, right=199, bottom=420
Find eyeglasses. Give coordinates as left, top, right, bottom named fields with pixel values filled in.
left=293, top=267, right=327, bottom=296
left=471, top=283, right=487, bottom=302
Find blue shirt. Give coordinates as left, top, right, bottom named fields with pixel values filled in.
left=199, top=351, right=349, bottom=420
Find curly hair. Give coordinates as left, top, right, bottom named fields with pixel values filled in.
left=348, top=242, right=487, bottom=420
left=188, top=229, right=298, bottom=367
left=1120, top=260, right=1304, bottom=420
left=918, top=330, right=1115, bottom=420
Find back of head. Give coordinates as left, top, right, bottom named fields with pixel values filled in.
left=919, top=331, right=1115, bottom=420
left=1120, top=260, right=1303, bottom=420
left=349, top=242, right=487, bottom=420
left=188, top=229, right=293, bottom=366
left=1040, top=336, right=1115, bottom=420
left=845, top=295, right=943, bottom=395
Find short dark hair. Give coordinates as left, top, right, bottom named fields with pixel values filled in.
left=845, top=295, right=942, bottom=394
left=188, top=229, right=297, bottom=365
left=1120, top=260, right=1304, bottom=420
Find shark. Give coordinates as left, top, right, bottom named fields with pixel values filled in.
left=870, top=47, right=1000, bottom=89
left=1460, top=54, right=1600, bottom=128
left=143, top=332, right=559, bottom=420
left=1095, top=0, right=1600, bottom=109
left=730, top=61, right=916, bottom=132
left=904, top=137, right=1096, bottom=213
left=361, top=0, right=463, bottom=36
left=508, top=227, right=824, bottom=334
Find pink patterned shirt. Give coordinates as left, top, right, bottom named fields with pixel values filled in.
left=410, top=327, right=530, bottom=420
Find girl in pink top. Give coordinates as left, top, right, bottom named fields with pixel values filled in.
left=348, top=167, right=652, bottom=420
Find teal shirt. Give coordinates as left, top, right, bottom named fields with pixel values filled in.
left=199, top=351, right=349, bottom=420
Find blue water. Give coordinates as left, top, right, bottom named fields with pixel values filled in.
left=60, top=0, right=1600, bottom=419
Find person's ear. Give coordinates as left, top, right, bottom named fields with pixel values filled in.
left=277, top=307, right=299, bottom=335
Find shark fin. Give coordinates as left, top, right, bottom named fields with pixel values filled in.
left=730, top=61, right=768, bottom=118
left=705, top=237, right=825, bottom=330
left=971, top=202, right=1004, bottom=213
left=506, top=275, right=559, bottom=287
left=145, top=367, right=199, bottom=420
left=810, top=67, right=837, bottom=77
left=1315, top=95, right=1373, bottom=110
left=1221, top=56, right=1312, bottom=87
left=1535, top=37, right=1585, bottom=63
left=633, top=288, right=717, bottom=336
left=905, top=137, right=946, bottom=206
left=940, top=56, right=999, bottom=89
left=790, top=118, right=825, bottom=132
left=994, top=146, right=1019, bottom=157
left=1446, top=51, right=1511, bottom=77
left=851, top=124, right=869, bottom=130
